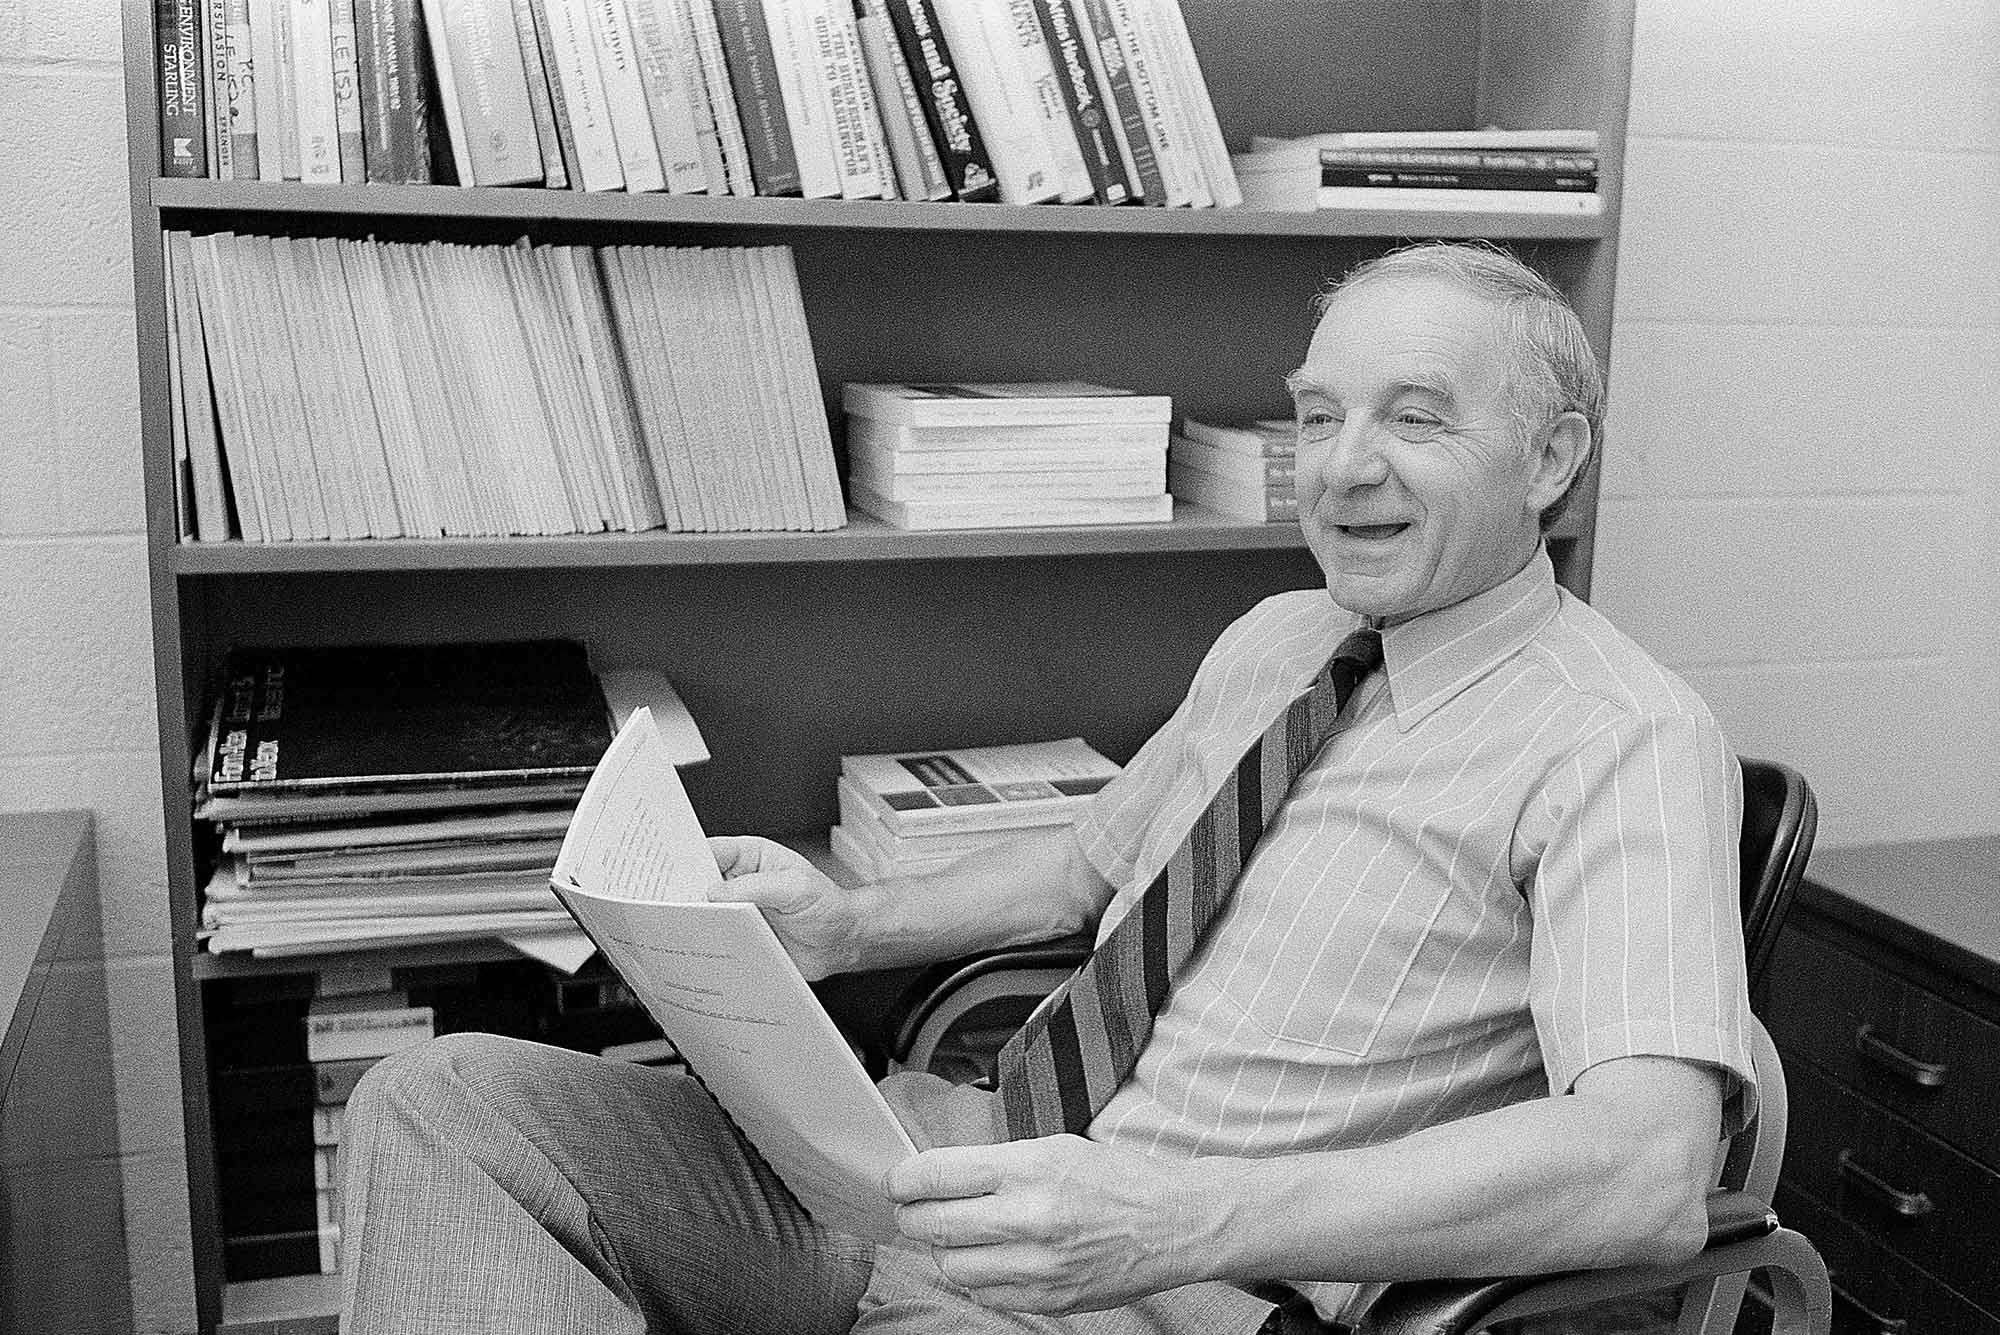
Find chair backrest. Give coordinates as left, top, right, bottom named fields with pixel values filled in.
left=1736, top=757, right=1819, bottom=991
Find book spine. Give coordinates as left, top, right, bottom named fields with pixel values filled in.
left=328, top=0, right=369, bottom=178
left=1311, top=185, right=1603, bottom=214
left=1316, top=147, right=1598, bottom=173
left=248, top=0, right=287, bottom=177
left=850, top=464, right=1160, bottom=500
left=760, top=0, right=841, bottom=198
left=205, top=0, right=234, bottom=176
left=711, top=0, right=799, bottom=194
left=851, top=484, right=1171, bottom=530
left=927, top=0, right=1057, bottom=205
left=510, top=0, right=571, bottom=186
left=624, top=0, right=709, bottom=192
left=1073, top=0, right=1155, bottom=202
left=290, top=0, right=341, bottom=181
left=1146, top=0, right=1234, bottom=206
left=274, top=0, right=303, bottom=177
left=843, top=388, right=1173, bottom=428
left=1168, top=440, right=1294, bottom=485
left=221, top=0, right=260, bottom=175
left=450, top=0, right=552, bottom=185
left=684, top=0, right=756, bottom=195
left=518, top=0, right=580, bottom=186
left=810, top=0, right=891, bottom=199
left=879, top=0, right=993, bottom=201
left=1002, top=0, right=1090, bottom=202
left=159, top=0, right=209, bottom=175
left=353, top=0, right=426, bottom=181
left=1167, top=465, right=1297, bottom=521
left=535, top=0, right=626, bottom=190
left=1320, top=166, right=1596, bottom=192
left=1028, top=0, right=1123, bottom=204
left=1121, top=0, right=1202, bottom=204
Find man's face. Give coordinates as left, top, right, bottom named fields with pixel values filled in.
left=1288, top=276, right=1554, bottom=623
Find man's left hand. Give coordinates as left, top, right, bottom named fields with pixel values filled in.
left=885, top=1135, right=1217, bottom=1314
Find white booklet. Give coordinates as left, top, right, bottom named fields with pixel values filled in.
left=550, top=707, right=917, bottom=1243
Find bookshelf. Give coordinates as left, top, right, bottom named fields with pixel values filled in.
left=123, top=2, right=1635, bottom=1329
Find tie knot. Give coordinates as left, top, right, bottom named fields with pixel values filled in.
left=1331, top=626, right=1383, bottom=673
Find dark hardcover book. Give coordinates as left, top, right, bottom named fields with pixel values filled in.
left=1073, top=0, right=1158, bottom=203
left=223, top=1227, right=327, bottom=1281
left=880, top=0, right=996, bottom=202
left=1318, top=166, right=1598, bottom=193
left=355, top=0, right=433, bottom=181
left=712, top=0, right=801, bottom=196
left=205, top=640, right=610, bottom=795
left=316, top=1054, right=385, bottom=1104
left=1028, top=0, right=1127, bottom=204
left=158, top=0, right=208, bottom=175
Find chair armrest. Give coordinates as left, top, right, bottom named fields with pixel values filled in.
left=880, top=935, right=1092, bottom=1071
left=1355, top=1191, right=1782, bottom=1335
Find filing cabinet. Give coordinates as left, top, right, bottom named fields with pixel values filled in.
left=1762, top=837, right=2000, bottom=1334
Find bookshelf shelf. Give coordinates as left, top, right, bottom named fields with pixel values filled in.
left=152, top=178, right=1607, bottom=242
left=167, top=506, right=1309, bottom=574
left=127, top=1, right=1635, bottom=1328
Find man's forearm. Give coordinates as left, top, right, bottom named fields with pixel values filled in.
left=844, top=826, right=1112, bottom=974
left=1181, top=1057, right=1722, bottom=1287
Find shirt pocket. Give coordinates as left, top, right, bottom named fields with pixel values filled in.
left=1223, top=875, right=1454, bottom=1058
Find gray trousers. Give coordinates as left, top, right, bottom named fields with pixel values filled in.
left=340, top=1033, right=1274, bottom=1334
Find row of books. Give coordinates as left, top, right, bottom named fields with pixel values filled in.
left=843, top=380, right=1173, bottom=530
left=158, top=0, right=1244, bottom=208
left=164, top=231, right=844, bottom=542
left=1168, top=416, right=1296, bottom=523
left=195, top=639, right=707, bottom=958
left=210, top=958, right=672, bottom=1281
left=1232, top=128, right=1605, bottom=217
left=829, top=735, right=1119, bottom=880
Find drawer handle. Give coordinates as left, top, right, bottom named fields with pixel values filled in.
left=1836, top=1148, right=1935, bottom=1218
left=1830, top=1276, right=1910, bottom=1335
left=1855, top=1024, right=1948, bottom=1088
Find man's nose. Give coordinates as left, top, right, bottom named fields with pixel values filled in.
left=1318, top=421, right=1390, bottom=489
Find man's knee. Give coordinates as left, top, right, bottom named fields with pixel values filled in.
left=347, top=1031, right=542, bottom=1139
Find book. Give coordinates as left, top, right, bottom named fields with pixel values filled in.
left=1250, top=127, right=1600, bottom=153
left=1313, top=146, right=1598, bottom=173
left=159, top=0, right=209, bottom=175
left=759, top=0, right=842, bottom=198
left=683, top=0, right=756, bottom=195
left=847, top=416, right=1166, bottom=454
left=1178, top=416, right=1294, bottom=456
left=848, top=437, right=1162, bottom=476
left=1029, top=0, right=1127, bottom=204
left=840, top=736, right=1117, bottom=833
left=1106, top=0, right=1201, bottom=206
left=425, top=0, right=548, bottom=185
left=328, top=0, right=369, bottom=177
left=810, top=0, right=894, bottom=200
left=587, top=0, right=668, bottom=192
left=851, top=484, right=1171, bottom=530
left=354, top=0, right=433, bottom=181
left=164, top=232, right=237, bottom=540
left=1073, top=0, right=1156, bottom=202
left=625, top=0, right=709, bottom=192
left=204, top=639, right=612, bottom=795
left=1143, top=0, right=1236, bottom=206
left=549, top=708, right=917, bottom=1242
left=843, top=380, right=1173, bottom=428
left=1168, top=432, right=1294, bottom=487
left=303, top=991, right=435, bottom=1061
left=508, top=0, right=571, bottom=187
left=849, top=460, right=1160, bottom=501
left=878, top=0, right=996, bottom=201
left=1167, top=462, right=1296, bottom=522
left=1003, top=0, right=1091, bottom=202
left=712, top=0, right=799, bottom=193
left=1317, top=167, right=1595, bottom=192
left=1307, top=185, right=1603, bottom=215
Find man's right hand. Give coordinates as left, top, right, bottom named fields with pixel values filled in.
left=706, top=835, right=873, bottom=980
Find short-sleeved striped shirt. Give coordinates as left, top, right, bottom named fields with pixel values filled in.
left=1072, top=548, right=1756, bottom=1322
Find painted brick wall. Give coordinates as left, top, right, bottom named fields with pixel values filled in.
left=1597, top=0, right=2000, bottom=850
left=0, top=0, right=197, bottom=1330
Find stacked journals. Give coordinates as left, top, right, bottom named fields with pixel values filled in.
left=1167, top=417, right=1297, bottom=522
left=163, top=232, right=844, bottom=542
left=842, top=381, right=1173, bottom=530
left=194, top=639, right=708, bottom=957
left=1231, top=129, right=1603, bottom=217
left=157, top=0, right=1243, bottom=209
left=830, top=737, right=1119, bottom=880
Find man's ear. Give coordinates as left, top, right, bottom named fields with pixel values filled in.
left=1526, top=411, right=1592, bottom=515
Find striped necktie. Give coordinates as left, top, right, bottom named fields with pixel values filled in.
left=994, top=626, right=1385, bottom=1139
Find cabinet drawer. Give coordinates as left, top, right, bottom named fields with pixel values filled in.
left=1765, top=926, right=2000, bottom=1168
left=1775, top=1181, right=2000, bottom=1335
left=1783, top=1059, right=2000, bottom=1307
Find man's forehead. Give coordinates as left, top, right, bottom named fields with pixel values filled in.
left=1293, top=277, right=1509, bottom=392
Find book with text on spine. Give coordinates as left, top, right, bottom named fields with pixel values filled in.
left=840, top=736, right=1118, bottom=835
left=550, top=707, right=917, bottom=1243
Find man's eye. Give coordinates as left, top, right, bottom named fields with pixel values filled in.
left=1391, top=412, right=1442, bottom=438
left=1298, top=409, right=1342, bottom=438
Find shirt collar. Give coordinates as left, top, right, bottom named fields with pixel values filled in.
left=1371, top=546, right=1561, bottom=731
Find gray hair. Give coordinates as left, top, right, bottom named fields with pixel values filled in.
left=1316, top=242, right=1604, bottom=530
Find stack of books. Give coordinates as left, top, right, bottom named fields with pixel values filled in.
left=830, top=737, right=1119, bottom=879
left=163, top=232, right=845, bottom=542
left=842, top=381, right=1173, bottom=530
left=194, top=639, right=707, bottom=958
left=1231, top=128, right=1602, bottom=217
left=156, top=0, right=1243, bottom=209
left=1167, top=417, right=1297, bottom=522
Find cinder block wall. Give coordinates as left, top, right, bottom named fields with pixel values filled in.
left=0, top=2, right=1994, bottom=1331
left=0, top=1, right=196, bottom=1331
left=1595, top=1, right=2000, bottom=849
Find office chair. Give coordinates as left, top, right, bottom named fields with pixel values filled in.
left=880, top=757, right=1830, bottom=1335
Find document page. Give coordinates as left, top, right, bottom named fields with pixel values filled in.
left=551, top=709, right=917, bottom=1243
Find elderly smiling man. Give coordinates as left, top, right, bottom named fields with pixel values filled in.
left=340, top=241, right=1752, bottom=1335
